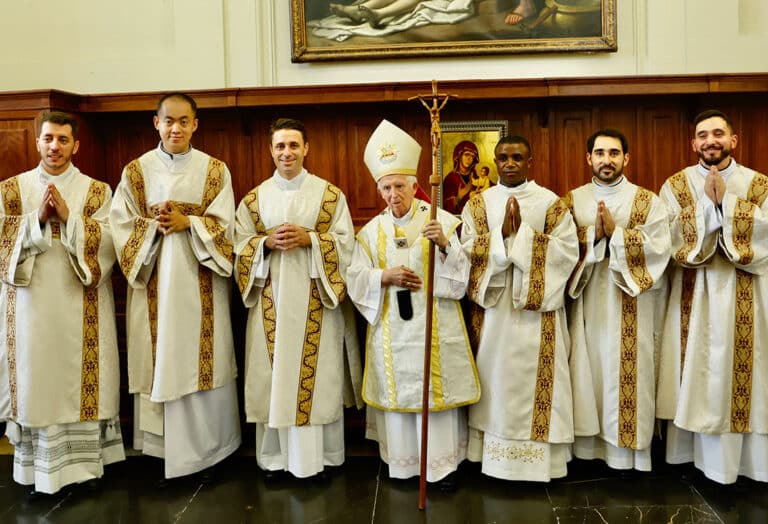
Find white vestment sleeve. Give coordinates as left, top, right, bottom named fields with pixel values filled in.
left=660, top=182, right=719, bottom=268
left=110, top=170, right=160, bottom=289
left=346, top=240, right=385, bottom=325
left=567, top=225, right=604, bottom=299
left=459, top=203, right=507, bottom=309
left=61, top=187, right=117, bottom=288
left=188, top=165, right=236, bottom=277
left=608, top=197, right=672, bottom=296
left=433, top=230, right=469, bottom=300
left=233, top=198, right=269, bottom=308
left=720, top=190, right=768, bottom=275
left=509, top=213, right=579, bottom=311
left=2, top=212, right=51, bottom=286
left=309, top=193, right=355, bottom=310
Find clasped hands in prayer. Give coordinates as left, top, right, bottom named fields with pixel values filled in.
left=704, top=165, right=726, bottom=206
left=594, top=201, right=615, bottom=242
left=38, top=183, right=69, bottom=225
left=381, top=219, right=448, bottom=290
left=265, top=223, right=311, bottom=251
left=155, top=201, right=191, bottom=236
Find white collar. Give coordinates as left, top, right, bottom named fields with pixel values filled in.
left=592, top=175, right=626, bottom=197
left=38, top=163, right=76, bottom=184
left=696, top=158, right=737, bottom=179
left=272, top=168, right=308, bottom=191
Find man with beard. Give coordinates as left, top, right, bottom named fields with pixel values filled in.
left=565, top=129, right=670, bottom=473
left=656, top=110, right=768, bottom=484
left=461, top=135, right=579, bottom=481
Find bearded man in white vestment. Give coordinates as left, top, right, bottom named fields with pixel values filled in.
left=110, top=93, right=241, bottom=481
left=460, top=135, right=579, bottom=481
left=565, top=129, right=671, bottom=472
left=347, top=120, right=480, bottom=488
left=656, top=110, right=768, bottom=484
left=0, top=112, right=124, bottom=497
left=234, top=118, right=361, bottom=479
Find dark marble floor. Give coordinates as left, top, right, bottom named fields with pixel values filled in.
left=0, top=452, right=766, bottom=523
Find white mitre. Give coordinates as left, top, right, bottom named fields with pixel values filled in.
left=363, top=119, right=422, bottom=183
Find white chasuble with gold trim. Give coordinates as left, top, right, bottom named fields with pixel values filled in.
left=347, top=200, right=480, bottom=412
left=0, top=166, right=119, bottom=427
left=460, top=182, right=579, bottom=444
left=566, top=179, right=671, bottom=452
left=235, top=171, right=359, bottom=428
left=110, top=147, right=237, bottom=403
left=657, top=163, right=768, bottom=436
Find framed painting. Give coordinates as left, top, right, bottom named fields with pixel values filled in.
left=291, top=0, right=617, bottom=62
left=438, top=120, right=507, bottom=214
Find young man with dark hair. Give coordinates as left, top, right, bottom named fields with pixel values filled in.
left=461, top=134, right=579, bottom=481
left=566, top=128, right=671, bottom=472
left=657, top=110, right=768, bottom=484
left=110, top=93, right=241, bottom=483
left=0, top=111, right=124, bottom=498
left=234, top=117, right=361, bottom=479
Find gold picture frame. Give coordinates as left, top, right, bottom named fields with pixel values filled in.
left=291, top=0, right=617, bottom=62
left=439, top=120, right=507, bottom=214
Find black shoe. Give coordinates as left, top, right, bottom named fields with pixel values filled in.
left=27, top=489, right=50, bottom=502
left=263, top=469, right=283, bottom=483
left=439, top=471, right=458, bottom=492
left=200, top=467, right=216, bottom=485
left=618, top=469, right=639, bottom=481
left=83, top=478, right=101, bottom=493
left=313, top=470, right=331, bottom=483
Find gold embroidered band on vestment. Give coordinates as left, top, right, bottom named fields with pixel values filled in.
left=528, top=198, right=568, bottom=441
left=624, top=188, right=654, bottom=292
left=614, top=188, right=653, bottom=448
left=79, top=180, right=107, bottom=420
left=679, top=268, right=696, bottom=378
left=668, top=171, right=698, bottom=264
left=530, top=311, right=555, bottom=442
left=466, top=196, right=489, bottom=352
left=296, top=281, right=323, bottom=426
left=289, top=183, right=345, bottom=420
left=126, top=157, right=226, bottom=392
left=1, top=177, right=22, bottom=419
left=377, top=223, right=398, bottom=408
left=728, top=173, right=767, bottom=432
left=198, top=267, right=214, bottom=390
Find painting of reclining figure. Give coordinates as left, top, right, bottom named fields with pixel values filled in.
left=292, top=0, right=616, bottom=61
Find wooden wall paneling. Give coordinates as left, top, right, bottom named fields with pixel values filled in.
left=636, top=103, right=689, bottom=192
left=345, top=114, right=386, bottom=227
left=0, top=119, right=36, bottom=180
left=549, top=108, right=594, bottom=196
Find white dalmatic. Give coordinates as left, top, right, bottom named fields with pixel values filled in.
left=460, top=181, right=579, bottom=482
left=0, top=164, right=124, bottom=493
left=235, top=169, right=361, bottom=478
left=565, top=177, right=671, bottom=471
left=657, top=162, right=768, bottom=484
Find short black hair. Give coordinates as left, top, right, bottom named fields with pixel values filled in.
left=269, top=118, right=308, bottom=143
left=156, top=92, right=198, bottom=117
left=587, top=128, right=628, bottom=154
left=693, top=109, right=734, bottom=133
left=39, top=111, right=79, bottom=140
left=494, top=135, right=531, bottom=157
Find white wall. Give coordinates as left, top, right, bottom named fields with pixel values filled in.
left=0, top=0, right=765, bottom=94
